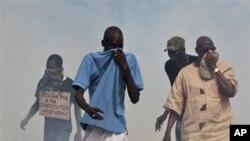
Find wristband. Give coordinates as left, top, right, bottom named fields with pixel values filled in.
left=214, top=68, right=220, bottom=73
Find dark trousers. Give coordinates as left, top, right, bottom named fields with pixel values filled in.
left=175, top=117, right=182, bottom=141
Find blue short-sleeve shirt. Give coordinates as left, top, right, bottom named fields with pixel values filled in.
left=73, top=49, right=144, bottom=133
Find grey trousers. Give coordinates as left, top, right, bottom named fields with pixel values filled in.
left=44, top=131, right=70, bottom=141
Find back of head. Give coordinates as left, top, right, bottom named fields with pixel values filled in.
left=46, top=54, right=63, bottom=69
left=102, top=26, right=123, bottom=49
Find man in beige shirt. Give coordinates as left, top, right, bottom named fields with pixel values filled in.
left=162, top=36, right=238, bottom=141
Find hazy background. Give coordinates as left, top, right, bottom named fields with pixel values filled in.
left=1, top=0, right=249, bottom=141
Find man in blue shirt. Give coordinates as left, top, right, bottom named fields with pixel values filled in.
left=73, top=26, right=144, bottom=141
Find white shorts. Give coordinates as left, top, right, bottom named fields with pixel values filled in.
left=83, top=125, right=128, bottom=141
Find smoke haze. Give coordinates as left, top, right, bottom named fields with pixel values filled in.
left=1, top=0, right=249, bottom=141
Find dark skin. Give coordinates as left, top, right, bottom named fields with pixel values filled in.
left=155, top=48, right=190, bottom=132
left=195, top=36, right=236, bottom=97
left=168, top=48, right=190, bottom=69
left=74, top=26, right=140, bottom=120
left=162, top=110, right=178, bottom=141
left=162, top=36, right=237, bottom=141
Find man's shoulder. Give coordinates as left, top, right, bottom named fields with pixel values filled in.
left=61, top=77, right=75, bottom=95
left=80, top=52, right=101, bottom=64
left=165, top=59, right=175, bottom=66
left=124, top=52, right=135, bottom=57
left=165, top=60, right=178, bottom=74
left=84, top=52, right=96, bottom=59
left=187, top=54, right=198, bottom=58
left=187, top=54, right=198, bottom=62
left=63, top=77, right=73, bottom=83
left=124, top=52, right=137, bottom=62
left=181, top=62, right=196, bottom=72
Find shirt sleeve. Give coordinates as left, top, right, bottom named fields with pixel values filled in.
left=163, top=69, right=185, bottom=116
left=128, top=54, right=144, bottom=91
left=218, top=61, right=238, bottom=95
left=72, top=55, right=93, bottom=90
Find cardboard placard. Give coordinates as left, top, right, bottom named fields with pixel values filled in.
left=39, top=90, right=70, bottom=120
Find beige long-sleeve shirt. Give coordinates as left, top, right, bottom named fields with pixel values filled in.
left=164, top=61, right=238, bottom=141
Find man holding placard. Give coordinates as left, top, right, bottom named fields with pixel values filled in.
left=20, top=54, right=82, bottom=141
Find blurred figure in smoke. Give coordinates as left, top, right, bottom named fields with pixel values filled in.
left=20, top=54, right=82, bottom=141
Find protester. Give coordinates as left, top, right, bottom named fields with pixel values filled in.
left=20, top=54, right=82, bottom=141
left=162, top=36, right=238, bottom=141
left=155, top=36, right=197, bottom=141
left=73, top=26, right=144, bottom=141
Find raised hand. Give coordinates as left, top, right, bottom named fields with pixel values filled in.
left=112, top=49, right=129, bottom=71
left=205, top=51, right=219, bottom=70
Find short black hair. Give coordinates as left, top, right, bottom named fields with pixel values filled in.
left=196, top=36, right=214, bottom=48
left=102, top=26, right=123, bottom=48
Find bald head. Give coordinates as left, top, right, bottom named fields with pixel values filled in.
left=195, top=36, right=216, bottom=58
left=102, top=26, right=123, bottom=49
left=196, top=36, right=214, bottom=48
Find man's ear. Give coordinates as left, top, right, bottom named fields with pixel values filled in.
left=195, top=47, right=199, bottom=54
left=101, top=40, right=106, bottom=47
left=102, top=39, right=113, bottom=49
